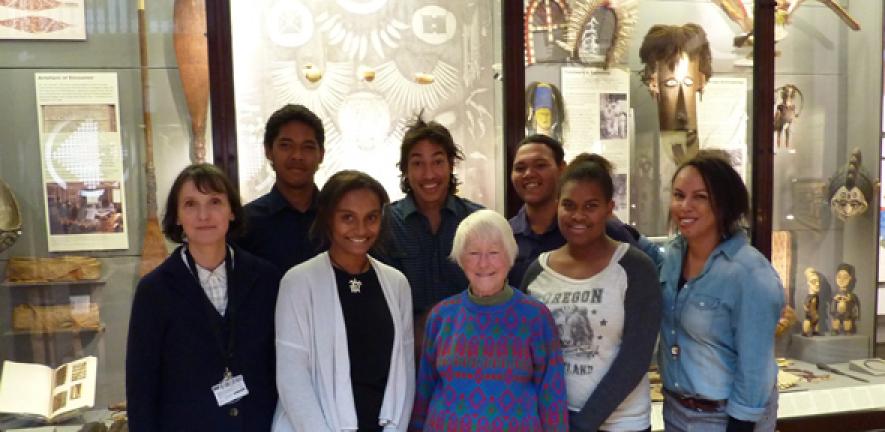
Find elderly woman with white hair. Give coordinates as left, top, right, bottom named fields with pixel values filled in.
left=409, top=209, right=568, bottom=431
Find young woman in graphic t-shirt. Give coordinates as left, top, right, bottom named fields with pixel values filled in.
left=521, top=153, right=661, bottom=432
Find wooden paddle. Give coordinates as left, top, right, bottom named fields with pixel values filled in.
left=173, top=0, right=209, bottom=163
left=138, top=0, right=167, bottom=276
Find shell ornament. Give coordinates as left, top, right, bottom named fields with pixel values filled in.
left=0, top=179, right=22, bottom=253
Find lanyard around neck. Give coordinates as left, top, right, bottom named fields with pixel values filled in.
left=183, top=245, right=238, bottom=370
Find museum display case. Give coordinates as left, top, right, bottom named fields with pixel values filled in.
left=505, top=1, right=885, bottom=430
left=0, top=0, right=203, bottom=421
left=0, top=0, right=882, bottom=430
left=515, top=0, right=759, bottom=237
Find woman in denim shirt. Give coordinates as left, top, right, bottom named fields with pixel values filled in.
left=659, top=152, right=784, bottom=432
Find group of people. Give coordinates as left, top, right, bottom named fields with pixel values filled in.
left=125, top=104, right=785, bottom=432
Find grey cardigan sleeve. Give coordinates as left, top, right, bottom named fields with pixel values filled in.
left=518, top=258, right=544, bottom=292
left=570, top=247, right=663, bottom=432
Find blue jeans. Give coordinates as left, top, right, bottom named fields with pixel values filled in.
left=662, top=387, right=777, bottom=432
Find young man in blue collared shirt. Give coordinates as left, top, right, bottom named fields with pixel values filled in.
left=382, top=114, right=482, bottom=348
left=508, top=134, right=661, bottom=286
left=238, top=105, right=325, bottom=273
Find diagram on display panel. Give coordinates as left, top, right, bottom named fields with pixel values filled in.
left=0, top=0, right=83, bottom=39
left=0, top=0, right=75, bottom=9
left=35, top=73, right=128, bottom=252
left=315, top=10, right=409, bottom=60
left=233, top=0, right=498, bottom=205
left=234, top=106, right=277, bottom=198
left=373, top=60, right=458, bottom=115
left=460, top=11, right=481, bottom=87
left=0, top=15, right=66, bottom=32
left=270, top=60, right=355, bottom=121
left=463, top=88, right=493, bottom=142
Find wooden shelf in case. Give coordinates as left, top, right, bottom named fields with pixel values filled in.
left=1, top=279, right=107, bottom=364
left=4, top=324, right=106, bottom=337
left=1, top=279, right=106, bottom=289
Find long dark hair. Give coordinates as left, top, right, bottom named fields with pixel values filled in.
left=671, top=150, right=748, bottom=237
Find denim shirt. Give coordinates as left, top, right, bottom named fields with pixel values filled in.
left=658, top=232, right=784, bottom=422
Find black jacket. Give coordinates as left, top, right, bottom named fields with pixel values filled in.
left=126, top=245, right=282, bottom=431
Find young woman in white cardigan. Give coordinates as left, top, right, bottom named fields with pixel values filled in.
left=272, top=170, right=414, bottom=432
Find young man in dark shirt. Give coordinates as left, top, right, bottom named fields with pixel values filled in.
left=238, top=104, right=325, bottom=273
left=383, top=114, right=482, bottom=349
left=508, top=134, right=661, bottom=285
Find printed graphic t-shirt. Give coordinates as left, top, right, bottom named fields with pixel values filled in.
left=527, top=243, right=650, bottom=431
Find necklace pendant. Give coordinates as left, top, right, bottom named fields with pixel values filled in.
left=349, top=278, right=362, bottom=293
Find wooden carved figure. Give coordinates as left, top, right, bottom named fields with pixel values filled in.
left=830, top=263, right=860, bottom=335
left=774, top=84, right=802, bottom=148
left=639, top=23, right=712, bottom=164
left=801, top=267, right=821, bottom=336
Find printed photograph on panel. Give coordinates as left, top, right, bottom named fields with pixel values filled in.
left=600, top=93, right=627, bottom=140
left=41, top=105, right=117, bottom=134
left=71, top=361, right=87, bottom=381
left=70, top=383, right=82, bottom=400
left=612, top=173, right=627, bottom=211
left=46, top=182, right=124, bottom=235
left=54, top=364, right=67, bottom=387
left=52, top=391, right=67, bottom=412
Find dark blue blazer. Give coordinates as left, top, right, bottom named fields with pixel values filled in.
left=126, top=245, right=282, bottom=431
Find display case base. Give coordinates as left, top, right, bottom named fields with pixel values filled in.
left=789, top=334, right=870, bottom=364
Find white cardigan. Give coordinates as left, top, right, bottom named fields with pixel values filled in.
left=271, top=252, right=415, bottom=432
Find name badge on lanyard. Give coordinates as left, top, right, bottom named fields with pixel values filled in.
left=212, top=368, right=249, bottom=406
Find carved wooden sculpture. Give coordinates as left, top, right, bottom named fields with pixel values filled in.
left=830, top=263, right=860, bottom=335
left=774, top=84, right=803, bottom=148
left=802, top=267, right=821, bottom=336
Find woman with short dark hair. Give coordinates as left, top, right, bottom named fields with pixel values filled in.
left=659, top=151, right=783, bottom=431
left=273, top=170, right=414, bottom=432
left=126, top=163, right=281, bottom=431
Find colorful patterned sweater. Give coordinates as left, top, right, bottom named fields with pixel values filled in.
left=409, top=288, right=568, bottom=432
